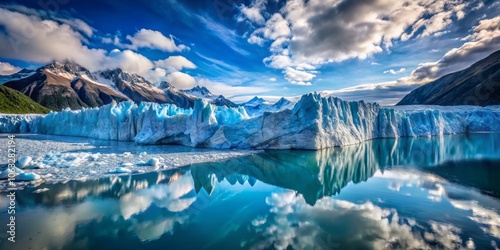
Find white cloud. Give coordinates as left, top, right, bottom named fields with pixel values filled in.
left=0, top=7, right=108, bottom=71
left=269, top=77, right=277, bottom=82
left=197, top=15, right=249, bottom=55
left=472, top=2, right=484, bottom=11
left=197, top=78, right=269, bottom=98
left=246, top=189, right=475, bottom=250
left=116, top=29, right=188, bottom=52
left=407, top=16, right=500, bottom=83
left=165, top=71, right=197, bottom=89
left=384, top=68, right=406, bottom=75
left=264, top=54, right=292, bottom=69
left=237, top=0, right=267, bottom=25
left=0, top=62, right=21, bottom=75
left=248, top=34, right=265, bottom=46
left=252, top=13, right=291, bottom=41
left=319, top=81, right=421, bottom=106
left=54, top=17, right=94, bottom=37
left=0, top=4, right=95, bottom=38
left=239, top=0, right=474, bottom=85
left=104, top=49, right=154, bottom=75
left=0, top=7, right=198, bottom=83
left=144, top=68, right=169, bottom=84
left=283, top=67, right=314, bottom=85
left=155, top=56, right=196, bottom=71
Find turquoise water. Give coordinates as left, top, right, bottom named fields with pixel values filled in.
left=2, top=133, right=500, bottom=249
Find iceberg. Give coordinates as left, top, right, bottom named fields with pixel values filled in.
left=1, top=94, right=500, bottom=150
left=16, top=172, right=41, bottom=181
left=16, top=156, right=32, bottom=168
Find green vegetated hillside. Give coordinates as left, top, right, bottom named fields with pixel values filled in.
left=0, top=85, right=51, bottom=114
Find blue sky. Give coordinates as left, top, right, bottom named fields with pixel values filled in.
left=0, top=0, right=499, bottom=104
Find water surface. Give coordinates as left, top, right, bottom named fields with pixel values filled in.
left=1, top=133, right=500, bottom=249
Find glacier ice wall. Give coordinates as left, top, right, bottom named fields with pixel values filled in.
left=1, top=93, right=500, bottom=150
left=0, top=114, right=40, bottom=133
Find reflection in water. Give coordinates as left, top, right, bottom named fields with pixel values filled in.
left=245, top=169, right=500, bottom=250
left=1, top=133, right=500, bottom=249
left=424, top=159, right=500, bottom=198
left=192, top=133, right=500, bottom=205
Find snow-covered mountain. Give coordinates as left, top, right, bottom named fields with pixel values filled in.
left=243, top=96, right=270, bottom=107
left=243, top=96, right=294, bottom=117
left=182, top=86, right=238, bottom=108
left=3, top=62, right=129, bottom=110
left=2, top=62, right=212, bottom=110
left=97, top=69, right=196, bottom=109
left=212, top=95, right=238, bottom=108
left=271, top=97, right=294, bottom=110
left=181, top=86, right=213, bottom=99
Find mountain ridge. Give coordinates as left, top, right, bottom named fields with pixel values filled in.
left=181, top=85, right=238, bottom=107
left=397, top=50, right=500, bottom=106
left=3, top=61, right=207, bottom=110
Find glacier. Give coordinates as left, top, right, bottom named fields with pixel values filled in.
left=1, top=93, right=500, bottom=150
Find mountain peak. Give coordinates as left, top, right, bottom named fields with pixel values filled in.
left=17, top=68, right=34, bottom=74
left=41, top=61, right=85, bottom=71
left=159, top=81, right=173, bottom=89
left=213, top=94, right=238, bottom=108
left=181, top=85, right=213, bottom=98
left=99, top=68, right=151, bottom=86
left=36, top=61, right=97, bottom=81
left=245, top=96, right=266, bottom=106
left=275, top=97, right=290, bottom=105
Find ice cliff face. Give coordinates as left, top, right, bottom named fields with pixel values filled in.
left=1, top=93, right=500, bottom=150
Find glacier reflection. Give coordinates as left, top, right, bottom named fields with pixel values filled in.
left=192, top=133, right=500, bottom=205
left=1, top=133, right=500, bottom=249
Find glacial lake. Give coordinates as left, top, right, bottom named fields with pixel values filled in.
left=1, top=133, right=500, bottom=249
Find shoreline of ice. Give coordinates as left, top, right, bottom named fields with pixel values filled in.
left=1, top=94, right=500, bottom=149
left=0, top=134, right=259, bottom=191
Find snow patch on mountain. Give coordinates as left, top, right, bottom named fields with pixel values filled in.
left=182, top=86, right=214, bottom=99
left=243, top=96, right=294, bottom=117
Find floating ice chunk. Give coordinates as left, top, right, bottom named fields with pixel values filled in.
left=29, top=161, right=49, bottom=169
left=16, top=156, right=32, bottom=168
left=16, top=172, right=41, bottom=181
left=145, top=158, right=160, bottom=166
left=88, top=154, right=99, bottom=161
left=33, top=188, right=49, bottom=193
left=42, top=173, right=53, bottom=178
left=0, top=167, right=24, bottom=179
left=0, top=170, right=10, bottom=179
left=114, top=167, right=132, bottom=173
left=122, top=152, right=132, bottom=157
left=121, top=162, right=134, bottom=167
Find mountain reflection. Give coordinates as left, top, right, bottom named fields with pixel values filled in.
left=14, top=133, right=500, bottom=207
left=192, top=133, right=500, bottom=205
left=2, top=133, right=500, bottom=249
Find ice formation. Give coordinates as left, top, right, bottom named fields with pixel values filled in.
left=1, top=94, right=500, bottom=149
left=0, top=134, right=257, bottom=187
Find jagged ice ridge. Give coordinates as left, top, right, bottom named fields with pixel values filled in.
left=1, top=94, right=500, bottom=149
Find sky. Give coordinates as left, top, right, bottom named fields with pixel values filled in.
left=0, top=0, right=499, bottom=105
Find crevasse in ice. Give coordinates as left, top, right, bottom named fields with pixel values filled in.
left=1, top=93, right=500, bottom=149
